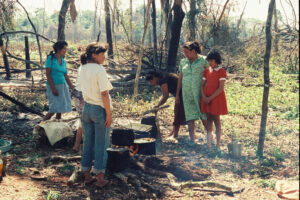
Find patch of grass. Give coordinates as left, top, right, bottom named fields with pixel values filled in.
left=58, top=163, right=75, bottom=174
left=258, top=158, right=275, bottom=167
left=46, top=191, right=60, bottom=200
left=226, top=65, right=299, bottom=122
left=16, top=165, right=25, bottom=175
left=254, top=178, right=277, bottom=190
left=270, top=148, right=284, bottom=162
left=29, top=152, right=42, bottom=162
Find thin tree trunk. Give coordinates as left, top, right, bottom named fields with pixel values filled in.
left=43, top=0, right=45, bottom=35
left=237, top=0, right=247, bottom=30
left=188, top=0, right=197, bottom=41
left=97, top=0, right=103, bottom=42
left=133, top=0, right=153, bottom=100
left=164, top=0, right=172, bottom=49
left=257, top=0, right=275, bottom=158
left=16, top=0, right=43, bottom=77
left=93, top=0, right=99, bottom=40
left=152, top=0, right=158, bottom=68
left=212, top=0, right=231, bottom=46
left=160, top=0, right=172, bottom=49
left=57, top=0, right=71, bottom=41
left=166, top=0, right=185, bottom=73
left=104, top=0, right=114, bottom=64
left=273, top=2, right=279, bottom=53
left=0, top=36, right=10, bottom=79
left=112, top=0, right=118, bottom=57
left=25, top=36, right=31, bottom=78
left=129, top=0, right=133, bottom=43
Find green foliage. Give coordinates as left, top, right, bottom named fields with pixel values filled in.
left=270, top=148, right=284, bottom=161
left=258, top=157, right=275, bottom=167
left=29, top=152, right=42, bottom=162
left=46, top=191, right=60, bottom=200
left=16, top=166, right=25, bottom=175
left=0, top=139, right=6, bottom=146
left=254, top=179, right=277, bottom=190
left=226, top=64, right=299, bottom=122
left=58, top=163, right=75, bottom=175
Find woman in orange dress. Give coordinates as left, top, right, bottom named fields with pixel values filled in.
left=201, top=51, right=228, bottom=148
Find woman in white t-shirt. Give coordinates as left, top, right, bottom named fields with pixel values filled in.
left=77, top=43, right=113, bottom=187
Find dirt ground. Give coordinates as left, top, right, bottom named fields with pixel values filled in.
left=0, top=70, right=299, bottom=200
left=0, top=109, right=298, bottom=200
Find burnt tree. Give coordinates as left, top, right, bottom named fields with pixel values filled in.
left=129, top=0, right=133, bottom=43
left=24, top=36, right=31, bottom=78
left=166, top=0, right=185, bottom=73
left=0, top=36, right=10, bottom=79
left=161, top=0, right=172, bottom=49
left=257, top=0, right=276, bottom=157
left=104, top=0, right=114, bottom=62
left=57, top=0, right=72, bottom=41
left=151, top=0, right=158, bottom=67
left=187, top=0, right=197, bottom=41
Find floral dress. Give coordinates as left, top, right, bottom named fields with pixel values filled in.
left=179, top=56, right=208, bottom=121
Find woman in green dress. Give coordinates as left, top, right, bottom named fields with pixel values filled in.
left=175, top=41, right=208, bottom=143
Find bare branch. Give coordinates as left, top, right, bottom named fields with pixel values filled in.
left=285, top=0, right=297, bottom=29
left=16, top=0, right=43, bottom=65
left=237, top=0, right=247, bottom=29
left=0, top=31, right=55, bottom=43
left=218, top=0, right=230, bottom=25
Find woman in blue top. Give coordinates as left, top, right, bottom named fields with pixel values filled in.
left=43, top=41, right=74, bottom=121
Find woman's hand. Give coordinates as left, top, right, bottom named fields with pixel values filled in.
left=52, top=88, right=59, bottom=96
left=175, top=96, right=180, bottom=105
left=203, top=95, right=210, bottom=104
left=104, top=113, right=112, bottom=128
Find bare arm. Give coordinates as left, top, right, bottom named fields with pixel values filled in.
left=157, top=83, right=169, bottom=107
left=201, top=79, right=208, bottom=97
left=207, top=80, right=225, bottom=103
left=64, top=74, right=74, bottom=90
left=46, top=68, right=58, bottom=96
left=101, top=90, right=112, bottom=128
left=175, top=72, right=183, bottom=102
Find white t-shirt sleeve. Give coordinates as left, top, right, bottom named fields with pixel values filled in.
left=97, top=66, right=113, bottom=92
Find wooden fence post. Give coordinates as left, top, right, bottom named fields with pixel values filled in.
left=0, top=36, right=11, bottom=80
left=25, top=36, right=31, bottom=78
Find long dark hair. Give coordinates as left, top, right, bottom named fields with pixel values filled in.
left=48, top=41, right=68, bottom=60
left=80, top=42, right=107, bottom=65
left=183, top=41, right=202, bottom=54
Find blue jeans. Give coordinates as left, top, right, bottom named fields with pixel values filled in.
left=81, top=102, right=110, bottom=174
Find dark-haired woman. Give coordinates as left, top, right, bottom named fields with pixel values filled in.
left=176, top=41, right=208, bottom=143
left=146, top=71, right=186, bottom=140
left=77, top=43, right=112, bottom=187
left=43, top=41, right=74, bottom=121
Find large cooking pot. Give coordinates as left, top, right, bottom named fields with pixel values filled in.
left=134, top=138, right=156, bottom=155
left=111, top=129, right=135, bottom=146
left=106, top=147, right=130, bottom=172
left=141, top=116, right=157, bottom=138
left=134, top=130, right=151, bottom=139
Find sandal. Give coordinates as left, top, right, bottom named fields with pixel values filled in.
left=84, top=177, right=96, bottom=185
left=95, top=180, right=111, bottom=188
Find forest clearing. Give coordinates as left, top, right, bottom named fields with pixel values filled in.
left=0, top=0, right=299, bottom=199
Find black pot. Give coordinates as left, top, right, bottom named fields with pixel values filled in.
left=111, top=129, right=135, bottom=146
left=141, top=116, right=157, bottom=138
left=106, top=147, right=130, bottom=172
left=134, top=138, right=156, bottom=155
left=134, top=131, right=151, bottom=139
